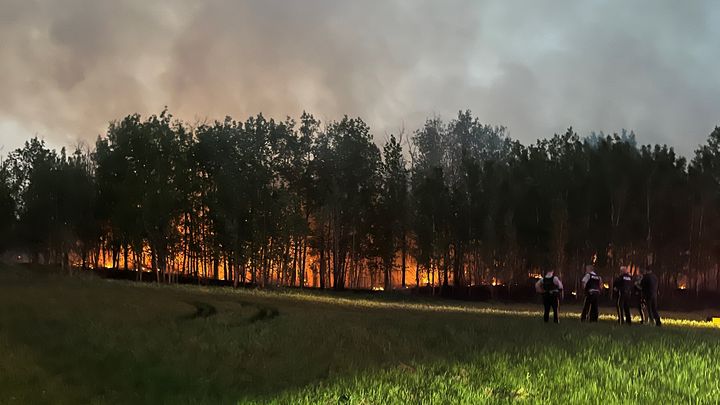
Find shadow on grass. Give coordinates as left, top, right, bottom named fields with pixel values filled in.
left=178, top=301, right=218, bottom=320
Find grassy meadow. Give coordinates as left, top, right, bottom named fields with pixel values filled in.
left=1, top=265, right=719, bottom=404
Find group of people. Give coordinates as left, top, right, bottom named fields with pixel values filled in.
left=535, top=264, right=662, bottom=326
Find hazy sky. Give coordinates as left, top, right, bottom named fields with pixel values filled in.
left=1, top=0, right=719, bottom=157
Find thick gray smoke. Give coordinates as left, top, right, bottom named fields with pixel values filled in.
left=1, top=0, right=719, bottom=156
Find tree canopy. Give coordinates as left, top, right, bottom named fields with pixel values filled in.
left=1, top=111, right=719, bottom=297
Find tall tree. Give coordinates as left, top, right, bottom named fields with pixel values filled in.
left=0, top=159, right=15, bottom=253
left=376, top=134, right=408, bottom=290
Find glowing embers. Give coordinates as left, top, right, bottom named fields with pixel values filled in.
left=677, top=274, right=688, bottom=290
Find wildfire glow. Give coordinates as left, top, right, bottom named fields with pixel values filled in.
left=69, top=244, right=604, bottom=292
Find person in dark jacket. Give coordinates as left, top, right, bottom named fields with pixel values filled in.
left=535, top=270, right=564, bottom=323
left=640, top=267, right=661, bottom=326
left=580, top=264, right=602, bottom=322
left=633, top=274, right=652, bottom=324
left=613, top=266, right=633, bottom=324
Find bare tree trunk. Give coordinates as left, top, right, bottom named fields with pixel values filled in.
left=430, top=260, right=436, bottom=295
left=151, top=246, right=159, bottom=283
left=401, top=234, right=407, bottom=288
left=123, top=245, right=129, bottom=271
left=213, top=253, right=219, bottom=280
left=300, top=238, right=307, bottom=288
left=415, top=262, right=420, bottom=291
left=135, top=248, right=143, bottom=282
left=93, top=245, right=100, bottom=269
left=291, top=238, right=298, bottom=287
left=319, top=239, right=326, bottom=290
left=443, top=250, right=449, bottom=287
left=453, top=243, right=463, bottom=288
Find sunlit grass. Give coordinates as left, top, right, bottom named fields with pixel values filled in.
left=1, top=265, right=719, bottom=404
left=153, top=281, right=720, bottom=330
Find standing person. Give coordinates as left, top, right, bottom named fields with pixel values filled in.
left=535, top=269, right=564, bottom=323
left=581, top=264, right=602, bottom=322
left=640, top=267, right=662, bottom=326
left=634, top=273, right=651, bottom=324
left=613, top=266, right=633, bottom=324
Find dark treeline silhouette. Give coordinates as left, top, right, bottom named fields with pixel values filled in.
left=1, top=109, right=720, bottom=301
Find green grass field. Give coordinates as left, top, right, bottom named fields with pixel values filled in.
left=1, top=265, right=719, bottom=404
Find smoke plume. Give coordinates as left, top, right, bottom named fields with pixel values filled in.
left=1, top=0, right=719, bottom=156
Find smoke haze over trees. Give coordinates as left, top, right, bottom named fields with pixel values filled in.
left=2, top=1, right=720, bottom=156
left=2, top=109, right=720, bottom=301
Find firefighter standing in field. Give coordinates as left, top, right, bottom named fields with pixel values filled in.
left=633, top=273, right=651, bottom=324
left=641, top=267, right=662, bottom=326
left=613, top=266, right=633, bottom=324
left=535, top=269, right=564, bottom=323
left=581, top=264, right=602, bottom=322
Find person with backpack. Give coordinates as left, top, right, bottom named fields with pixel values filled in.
left=535, top=269, right=564, bottom=323
left=581, top=264, right=602, bottom=322
left=613, top=266, right=633, bottom=324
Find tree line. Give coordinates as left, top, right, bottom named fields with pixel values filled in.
left=1, top=109, right=720, bottom=297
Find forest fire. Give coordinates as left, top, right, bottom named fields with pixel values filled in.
left=8, top=109, right=720, bottom=299
left=68, top=245, right=544, bottom=292
left=2, top=2, right=720, bottom=403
